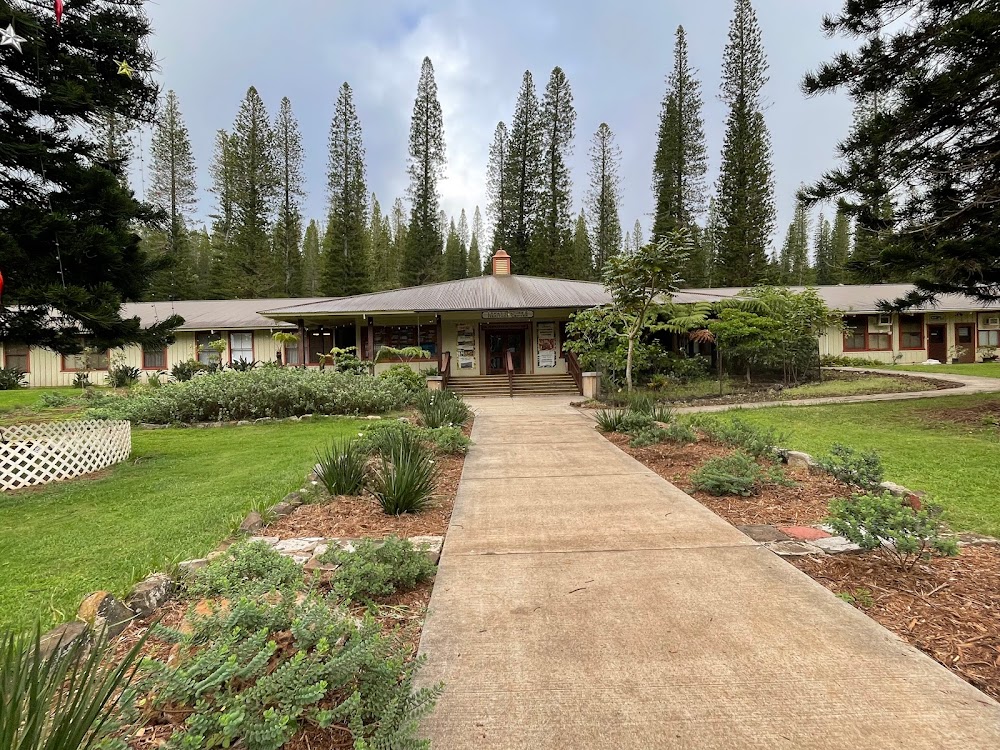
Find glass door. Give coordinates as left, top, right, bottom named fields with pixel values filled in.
left=487, top=330, right=525, bottom=374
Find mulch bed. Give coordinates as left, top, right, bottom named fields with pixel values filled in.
left=609, top=433, right=851, bottom=527
left=604, top=428, right=1000, bottom=700
left=792, top=547, right=1000, bottom=701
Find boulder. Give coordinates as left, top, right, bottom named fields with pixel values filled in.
left=879, top=481, right=914, bottom=497
left=126, top=574, right=175, bottom=618
left=785, top=451, right=815, bottom=469
left=177, top=558, right=208, bottom=574
left=270, top=502, right=295, bottom=517
left=39, top=622, right=89, bottom=659
left=408, top=535, right=445, bottom=565
left=282, top=491, right=304, bottom=507
left=811, top=536, right=863, bottom=554
left=77, top=592, right=134, bottom=639
left=139, top=423, right=168, bottom=430
left=238, top=511, right=263, bottom=534
left=236, top=420, right=251, bottom=426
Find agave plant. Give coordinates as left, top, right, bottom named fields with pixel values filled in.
left=414, top=390, right=471, bottom=429
left=369, top=441, right=437, bottom=515
left=0, top=627, right=146, bottom=750
left=315, top=438, right=367, bottom=496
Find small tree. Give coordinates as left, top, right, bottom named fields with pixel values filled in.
left=599, top=230, right=690, bottom=391
left=271, top=332, right=299, bottom=365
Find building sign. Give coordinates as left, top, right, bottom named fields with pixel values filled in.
left=482, top=310, right=533, bottom=320
left=536, top=322, right=556, bottom=368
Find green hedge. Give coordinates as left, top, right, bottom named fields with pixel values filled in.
left=87, top=368, right=411, bottom=423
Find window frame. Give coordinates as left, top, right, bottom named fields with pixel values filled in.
left=843, top=315, right=892, bottom=352
left=141, top=346, right=168, bottom=371
left=978, top=329, right=1000, bottom=348
left=4, top=344, right=30, bottom=373
left=195, top=332, right=225, bottom=366
left=361, top=325, right=438, bottom=360
left=61, top=345, right=110, bottom=372
left=898, top=314, right=925, bottom=351
left=228, top=331, right=255, bottom=365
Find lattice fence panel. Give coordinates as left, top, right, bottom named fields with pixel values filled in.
left=0, top=420, right=131, bottom=492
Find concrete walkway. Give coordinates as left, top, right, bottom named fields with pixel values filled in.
left=417, top=395, right=1000, bottom=749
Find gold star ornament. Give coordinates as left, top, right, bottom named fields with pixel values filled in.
left=0, top=23, right=27, bottom=53
left=115, top=59, right=134, bottom=78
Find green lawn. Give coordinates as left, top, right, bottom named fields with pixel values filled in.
left=717, top=394, right=1000, bottom=536
left=0, top=387, right=80, bottom=420
left=780, top=374, right=931, bottom=399
left=0, top=418, right=365, bottom=630
left=891, top=362, right=1000, bottom=378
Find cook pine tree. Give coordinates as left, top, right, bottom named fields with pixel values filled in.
left=778, top=203, right=809, bottom=285
left=0, top=0, right=181, bottom=349
left=443, top=219, right=466, bottom=280
left=468, top=206, right=484, bottom=276
left=585, top=122, right=623, bottom=276
left=273, top=96, right=305, bottom=296
left=812, top=213, right=833, bottom=285
left=531, top=66, right=577, bottom=277
left=208, top=129, right=237, bottom=297
left=486, top=121, right=511, bottom=256
left=503, top=71, right=543, bottom=271
left=147, top=89, right=199, bottom=299
left=301, top=219, right=322, bottom=295
left=367, top=195, right=395, bottom=291
left=390, top=197, right=408, bottom=284
left=829, top=208, right=852, bottom=284
left=322, top=82, right=369, bottom=296
left=714, top=0, right=776, bottom=286
left=572, top=211, right=593, bottom=278
left=402, top=57, right=447, bottom=285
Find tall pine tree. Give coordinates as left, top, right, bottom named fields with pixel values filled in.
left=504, top=72, right=543, bottom=271
left=531, top=67, right=577, bottom=277
left=207, top=130, right=237, bottom=297
left=402, top=58, right=447, bottom=286
left=273, top=97, right=305, bottom=296
left=147, top=89, right=198, bottom=299
left=652, top=26, right=708, bottom=241
left=468, top=206, right=484, bottom=276
left=390, top=197, right=408, bottom=286
left=368, top=196, right=395, bottom=291
left=586, top=123, right=623, bottom=276
left=486, top=122, right=511, bottom=255
left=780, top=203, right=811, bottom=285
left=714, top=0, right=775, bottom=286
left=322, top=82, right=369, bottom=296
left=301, top=219, right=322, bottom=295
left=571, top=211, right=593, bottom=278
left=443, top=219, right=466, bottom=280
left=829, top=207, right=852, bottom=284
left=812, top=213, right=834, bottom=285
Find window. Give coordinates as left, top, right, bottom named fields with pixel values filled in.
left=843, top=317, right=867, bottom=351
left=361, top=325, right=437, bottom=359
left=62, top=345, right=109, bottom=371
left=979, top=330, right=999, bottom=347
left=899, top=315, right=924, bottom=349
left=284, top=345, right=300, bottom=365
left=196, top=332, right=224, bottom=365
left=309, top=330, right=335, bottom=364
left=229, top=332, right=254, bottom=363
left=867, top=332, right=891, bottom=350
left=4, top=344, right=29, bottom=372
left=142, top=346, right=166, bottom=370
left=956, top=324, right=974, bottom=345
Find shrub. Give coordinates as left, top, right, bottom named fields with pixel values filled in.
left=1, top=626, right=147, bottom=750
left=629, top=425, right=665, bottom=448
left=187, top=540, right=304, bottom=597
left=379, top=364, right=426, bottom=398
left=107, top=363, right=141, bottom=388
left=315, top=438, right=367, bottom=496
left=827, top=492, right=959, bottom=570
left=369, top=440, right=437, bottom=515
left=662, top=420, right=697, bottom=444
left=322, top=537, right=437, bottom=602
left=693, top=416, right=784, bottom=457
left=359, top=420, right=424, bottom=456
left=73, top=372, right=90, bottom=389
left=820, top=354, right=888, bottom=368
left=171, top=359, right=208, bottom=382
left=229, top=357, right=258, bottom=372
left=690, top=451, right=765, bottom=496
left=648, top=354, right=711, bottom=386
left=617, top=410, right=656, bottom=434
left=624, top=392, right=673, bottom=423
left=425, top=426, right=471, bottom=455
left=414, top=389, right=471, bottom=429
left=37, top=391, right=72, bottom=408
left=594, top=408, right=626, bottom=432
left=85, top=368, right=411, bottom=423
left=817, top=443, right=885, bottom=491
left=0, top=367, right=26, bottom=390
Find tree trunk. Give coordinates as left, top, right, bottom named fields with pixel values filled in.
left=626, top=335, right=635, bottom=392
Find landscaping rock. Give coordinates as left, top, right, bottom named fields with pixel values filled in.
left=238, top=511, right=263, bottom=534
left=236, top=420, right=251, bottom=426
left=274, top=538, right=323, bottom=554
left=811, top=536, right=863, bottom=554
left=957, top=532, right=1000, bottom=546
left=247, top=536, right=280, bottom=545
left=784, top=451, right=815, bottom=469
left=313, top=542, right=329, bottom=557
left=736, top=525, right=790, bottom=543
left=126, top=574, right=175, bottom=618
left=304, top=557, right=338, bottom=573
left=270, top=502, right=295, bottom=517
left=777, top=526, right=831, bottom=542
left=300, top=414, right=313, bottom=421
left=365, top=415, right=382, bottom=420
left=77, top=592, right=134, bottom=639
left=767, top=540, right=825, bottom=557
left=254, top=417, right=273, bottom=424
left=285, top=416, right=302, bottom=422
left=408, top=535, right=445, bottom=565
left=177, top=558, right=208, bottom=574
left=39, top=622, right=89, bottom=659
left=879, top=481, right=913, bottom=497
left=282, top=491, right=303, bottom=506
left=139, top=423, right=168, bottom=430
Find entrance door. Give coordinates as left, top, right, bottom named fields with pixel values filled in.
left=955, top=323, right=976, bottom=362
left=927, top=324, right=947, bottom=362
left=487, top=329, right=526, bottom=374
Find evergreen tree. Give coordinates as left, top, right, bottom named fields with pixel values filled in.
left=273, top=96, right=305, bottom=296
left=504, top=72, right=543, bottom=270
left=468, top=206, right=484, bottom=277
left=322, top=82, right=369, bottom=296
left=779, top=203, right=810, bottom=285
left=207, top=129, right=237, bottom=296
left=652, top=25, right=708, bottom=240
left=390, top=197, right=408, bottom=287
left=571, top=211, right=593, bottom=278
left=530, top=67, right=577, bottom=277
left=586, top=122, right=623, bottom=276
left=714, top=0, right=776, bottom=286
left=93, top=108, right=134, bottom=185
left=683, top=223, right=709, bottom=287
left=702, top=196, right=722, bottom=287
left=443, top=219, right=466, bottom=280
left=0, top=0, right=181, bottom=349
left=402, top=57, right=447, bottom=286
left=301, top=219, right=322, bottom=295
left=633, top=220, right=645, bottom=251
left=368, top=196, right=394, bottom=291
left=223, top=86, right=281, bottom=297
left=147, top=89, right=198, bottom=299
left=829, top=207, right=852, bottom=284
left=486, top=122, right=511, bottom=254
left=622, top=230, right=633, bottom=256
left=191, top=226, right=213, bottom=296
left=812, top=213, right=833, bottom=286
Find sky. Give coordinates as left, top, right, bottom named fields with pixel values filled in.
left=141, top=0, right=854, bottom=255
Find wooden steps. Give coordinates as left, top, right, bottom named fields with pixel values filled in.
left=448, top=373, right=581, bottom=397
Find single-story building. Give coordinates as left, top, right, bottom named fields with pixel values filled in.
left=4, top=251, right=999, bottom=391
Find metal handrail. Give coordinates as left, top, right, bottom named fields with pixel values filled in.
left=441, top=351, right=451, bottom=389
left=565, top=350, right=583, bottom=394
left=505, top=350, right=514, bottom=398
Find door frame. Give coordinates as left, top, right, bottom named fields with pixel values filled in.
left=953, top=321, right=977, bottom=363
left=927, top=323, right=947, bottom=362
left=481, top=323, right=531, bottom=375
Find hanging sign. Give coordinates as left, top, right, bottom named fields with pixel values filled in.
left=483, top=310, right=533, bottom=320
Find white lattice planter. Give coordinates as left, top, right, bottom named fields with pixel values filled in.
left=0, top=420, right=131, bottom=492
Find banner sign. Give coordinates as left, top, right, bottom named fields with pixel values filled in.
left=483, top=310, right=533, bottom=319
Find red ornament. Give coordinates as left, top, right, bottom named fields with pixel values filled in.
left=55, top=0, right=63, bottom=24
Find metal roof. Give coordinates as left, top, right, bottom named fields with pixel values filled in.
left=260, top=275, right=613, bottom=319
left=121, top=298, right=330, bottom=330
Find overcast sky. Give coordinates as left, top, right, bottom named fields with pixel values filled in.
left=142, top=0, right=852, bottom=255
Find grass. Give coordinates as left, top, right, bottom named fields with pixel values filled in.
left=0, top=387, right=82, bottom=423
left=0, top=418, right=366, bottom=631
left=717, top=394, right=1000, bottom=536
left=780, top=375, right=932, bottom=399
left=891, top=362, right=1000, bottom=379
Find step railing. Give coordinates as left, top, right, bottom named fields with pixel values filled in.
left=441, top=351, right=451, bottom=390
left=565, top=350, right=583, bottom=394
left=505, top=351, right=514, bottom=398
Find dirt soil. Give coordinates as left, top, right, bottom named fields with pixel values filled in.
left=609, top=433, right=851, bottom=527
left=793, top=547, right=1000, bottom=701
left=921, top=398, right=1000, bottom=429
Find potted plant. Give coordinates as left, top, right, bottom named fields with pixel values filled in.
left=271, top=331, right=299, bottom=366
left=980, top=345, right=998, bottom=362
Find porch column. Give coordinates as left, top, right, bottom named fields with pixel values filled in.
left=366, top=316, right=375, bottom=375
left=296, top=319, right=306, bottom=366
left=436, top=314, right=443, bottom=372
